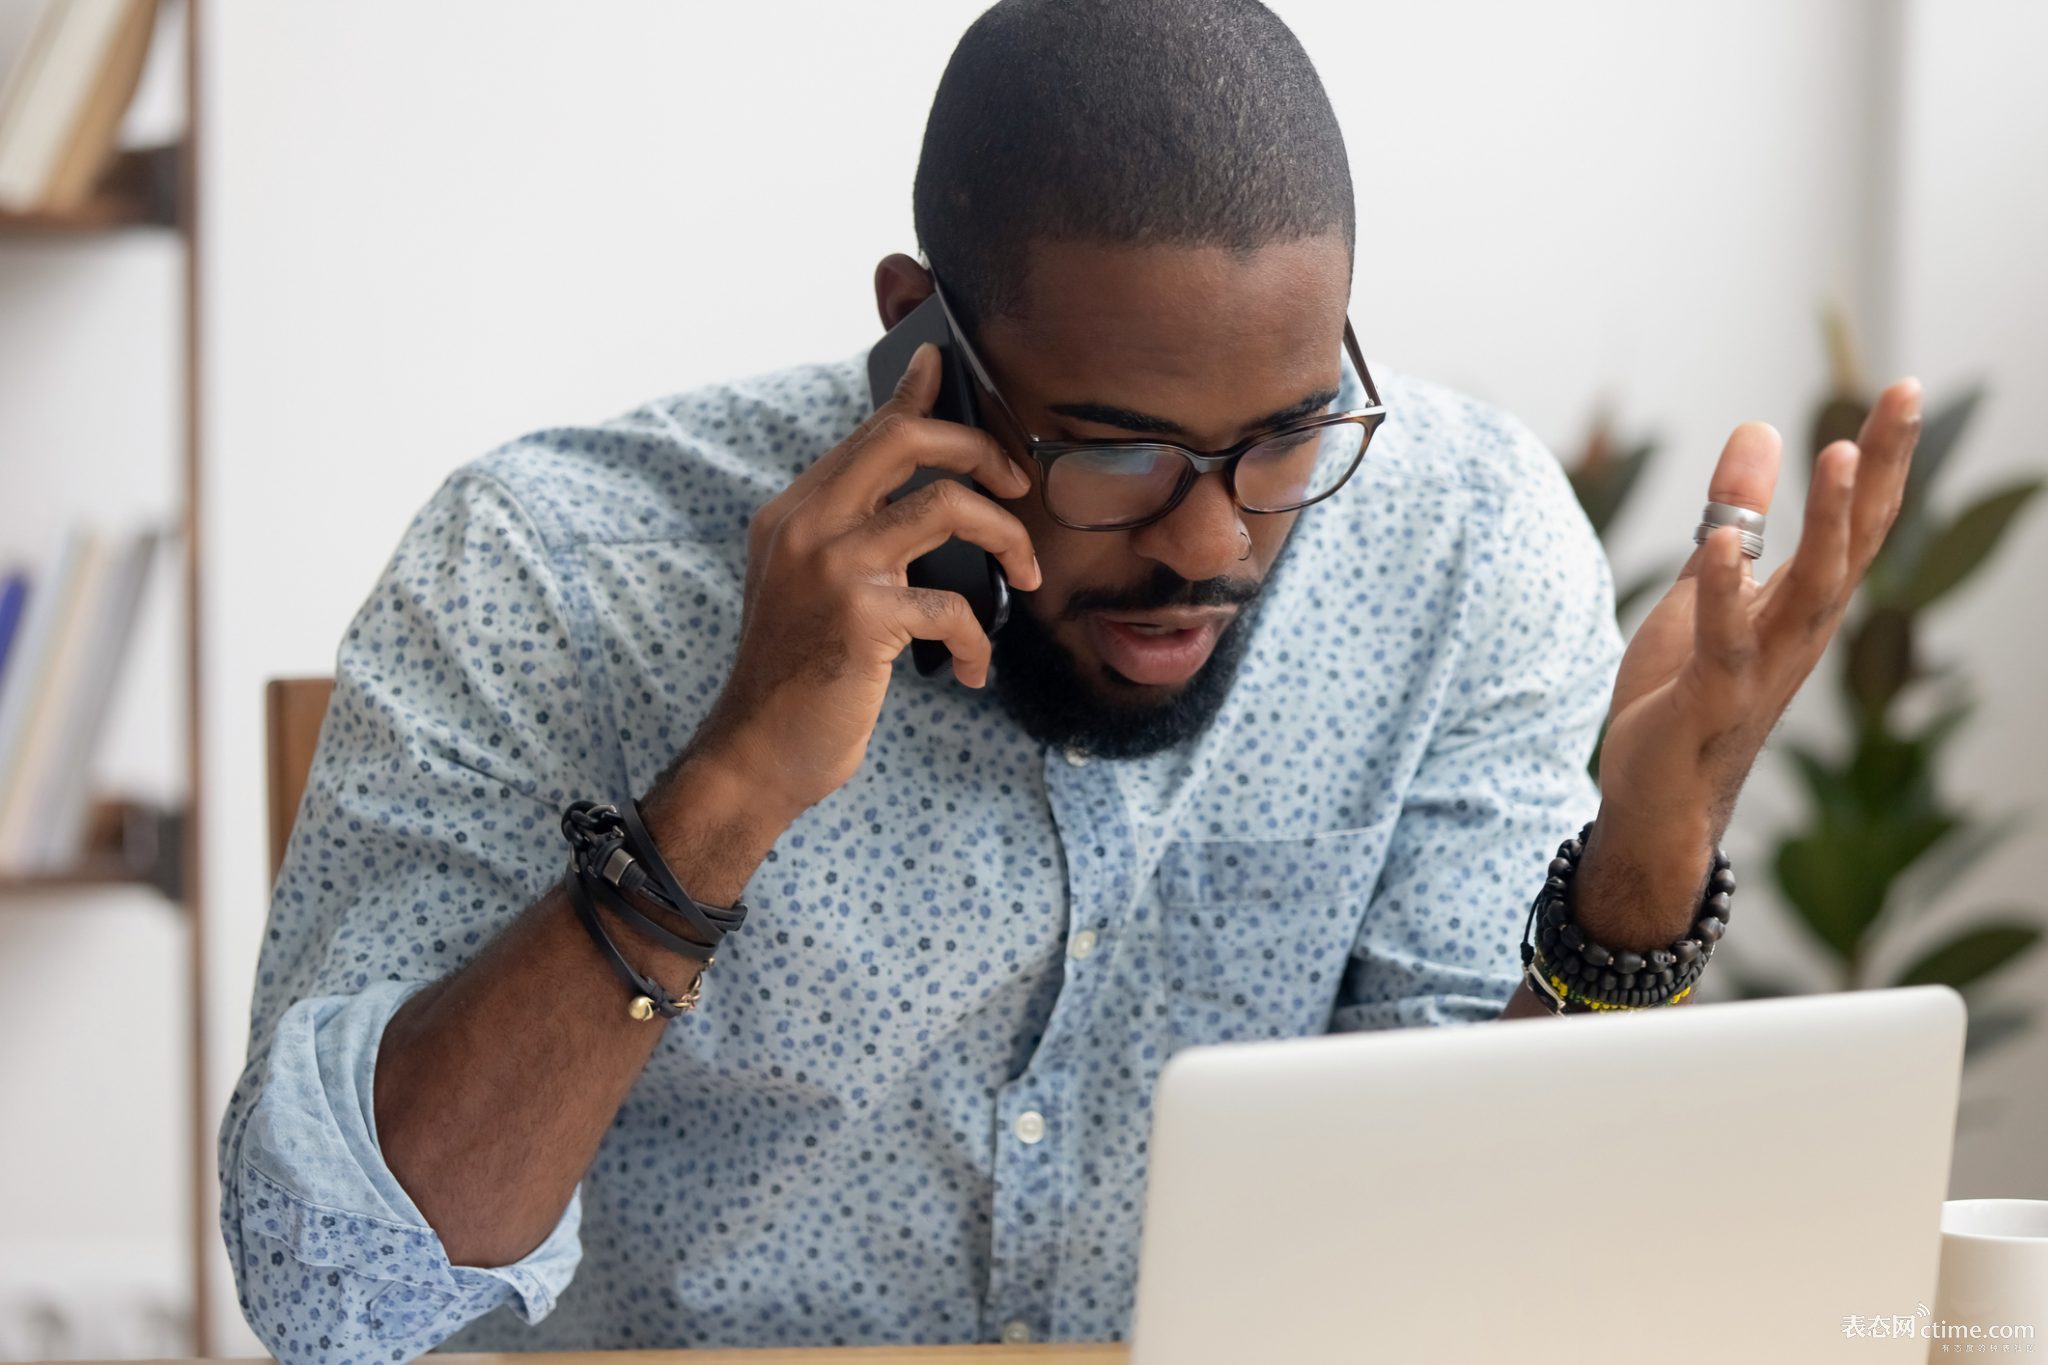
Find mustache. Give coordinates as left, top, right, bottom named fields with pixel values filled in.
left=1051, top=564, right=1263, bottom=621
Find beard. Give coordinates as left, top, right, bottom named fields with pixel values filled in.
left=987, top=553, right=1281, bottom=760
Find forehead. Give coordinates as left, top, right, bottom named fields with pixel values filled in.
left=977, top=235, right=1352, bottom=439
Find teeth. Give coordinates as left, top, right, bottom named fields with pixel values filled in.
left=1127, top=623, right=1179, bottom=635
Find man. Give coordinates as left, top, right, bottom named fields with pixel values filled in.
left=220, top=0, right=1920, bottom=1359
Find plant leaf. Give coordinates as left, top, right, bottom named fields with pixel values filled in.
left=1844, top=606, right=1915, bottom=722
left=1894, top=922, right=2044, bottom=990
left=1843, top=720, right=1941, bottom=820
left=1718, top=967, right=1806, bottom=1000
left=1594, top=441, right=1657, bottom=536
left=1912, top=696, right=1977, bottom=754
left=1570, top=440, right=1658, bottom=538
left=1964, top=1002, right=2032, bottom=1062
left=1907, top=479, right=2045, bottom=611
left=1774, top=833, right=1861, bottom=958
left=1904, top=385, right=1986, bottom=507
left=1810, top=397, right=1868, bottom=465
left=1775, top=814, right=1958, bottom=959
left=1782, top=742, right=1857, bottom=825
left=1878, top=386, right=1988, bottom=583
left=1893, top=811, right=2023, bottom=914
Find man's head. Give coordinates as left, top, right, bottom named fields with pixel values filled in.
left=879, top=0, right=1358, bottom=758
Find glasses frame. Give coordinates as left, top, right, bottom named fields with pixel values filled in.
left=924, top=265, right=1388, bottom=532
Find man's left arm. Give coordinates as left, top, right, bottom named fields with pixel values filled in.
left=1501, top=376, right=1925, bottom=1018
left=1337, top=375, right=1923, bottom=1029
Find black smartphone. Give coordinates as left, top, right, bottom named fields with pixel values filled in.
left=865, top=292, right=1011, bottom=676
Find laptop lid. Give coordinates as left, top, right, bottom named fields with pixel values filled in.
left=1129, top=986, right=1965, bottom=1364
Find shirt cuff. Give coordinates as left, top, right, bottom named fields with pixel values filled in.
left=233, top=981, right=582, bottom=1328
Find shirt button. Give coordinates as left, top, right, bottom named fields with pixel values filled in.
left=1062, top=745, right=1089, bottom=767
left=1070, top=929, right=1098, bottom=960
left=1013, top=1110, right=1046, bottom=1144
left=1002, top=1320, right=1034, bottom=1344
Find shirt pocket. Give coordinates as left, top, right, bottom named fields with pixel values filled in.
left=1154, top=823, right=1392, bottom=1045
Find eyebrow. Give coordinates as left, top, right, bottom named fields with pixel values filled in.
left=1048, top=387, right=1342, bottom=441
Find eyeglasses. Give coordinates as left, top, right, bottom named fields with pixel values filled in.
left=925, top=266, right=1387, bottom=532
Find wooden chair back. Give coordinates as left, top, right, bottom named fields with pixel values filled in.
left=265, top=676, right=334, bottom=881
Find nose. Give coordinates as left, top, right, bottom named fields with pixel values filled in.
left=1128, top=471, right=1247, bottom=583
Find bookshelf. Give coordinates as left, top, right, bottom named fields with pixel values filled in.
left=0, top=143, right=178, bottom=233
left=0, top=798, right=184, bottom=900
left=0, top=4, right=211, bottom=1353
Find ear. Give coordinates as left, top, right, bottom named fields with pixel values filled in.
left=874, top=252, right=935, bottom=330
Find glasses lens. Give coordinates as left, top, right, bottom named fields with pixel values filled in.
left=1044, top=444, right=1189, bottom=528
left=1235, top=419, right=1369, bottom=512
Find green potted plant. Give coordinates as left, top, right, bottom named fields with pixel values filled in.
left=1740, top=314, right=2043, bottom=1058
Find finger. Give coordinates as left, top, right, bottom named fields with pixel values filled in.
left=824, top=340, right=1031, bottom=508
left=894, top=338, right=942, bottom=409
left=1760, top=439, right=1858, bottom=645
left=869, top=339, right=944, bottom=427
left=1847, top=377, right=1923, bottom=571
left=1694, top=526, right=1757, bottom=681
left=831, top=409, right=1033, bottom=514
left=849, top=477, right=1043, bottom=591
left=1676, top=421, right=1782, bottom=582
left=781, top=343, right=945, bottom=500
left=865, top=584, right=995, bottom=688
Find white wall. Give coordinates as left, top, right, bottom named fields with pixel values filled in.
left=3, top=0, right=2040, bottom=1356
left=1883, top=0, right=2048, bottom=1198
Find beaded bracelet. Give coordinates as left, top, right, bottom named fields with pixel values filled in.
left=1517, top=822, right=1733, bottom=1014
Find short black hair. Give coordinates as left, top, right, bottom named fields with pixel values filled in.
left=913, top=0, right=1355, bottom=332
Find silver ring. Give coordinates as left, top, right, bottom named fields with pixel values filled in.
left=1237, top=528, right=1252, bottom=562
left=1701, top=501, right=1766, bottom=534
left=1695, top=502, right=1765, bottom=560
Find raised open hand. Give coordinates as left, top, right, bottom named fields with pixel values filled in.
left=1578, top=379, right=1924, bottom=940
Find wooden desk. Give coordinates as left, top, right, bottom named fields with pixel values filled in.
left=451, top=1352, right=1124, bottom=1364
left=107, top=1350, right=1128, bottom=1364
left=472, top=1352, right=1122, bottom=1363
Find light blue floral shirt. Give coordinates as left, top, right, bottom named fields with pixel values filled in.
left=220, top=350, right=1621, bottom=1362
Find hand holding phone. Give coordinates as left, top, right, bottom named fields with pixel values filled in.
left=865, top=292, right=1013, bottom=675
left=686, top=340, right=1040, bottom=825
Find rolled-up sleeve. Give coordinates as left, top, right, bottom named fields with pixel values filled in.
left=1331, top=419, right=1624, bottom=1031
left=231, top=982, right=582, bottom=1356
left=220, top=463, right=620, bottom=1363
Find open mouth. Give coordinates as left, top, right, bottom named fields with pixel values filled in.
left=1087, top=611, right=1233, bottom=687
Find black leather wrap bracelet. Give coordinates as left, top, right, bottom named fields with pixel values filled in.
left=562, top=798, right=750, bottom=1020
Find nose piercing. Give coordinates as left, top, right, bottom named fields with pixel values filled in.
left=1237, top=528, right=1253, bottom=562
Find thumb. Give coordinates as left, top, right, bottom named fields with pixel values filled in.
left=891, top=340, right=941, bottom=416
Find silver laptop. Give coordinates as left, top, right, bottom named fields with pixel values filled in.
left=1130, top=986, right=1965, bottom=1364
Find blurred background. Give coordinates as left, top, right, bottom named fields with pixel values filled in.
left=0, top=0, right=2041, bottom=1358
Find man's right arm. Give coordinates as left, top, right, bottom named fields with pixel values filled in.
left=371, top=338, right=1039, bottom=1267
left=219, top=468, right=625, bottom=1363
left=218, top=472, right=798, bottom=1365
left=369, top=750, right=789, bottom=1268
left=220, top=342, right=1037, bottom=1362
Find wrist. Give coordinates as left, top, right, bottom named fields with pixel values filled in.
left=691, top=716, right=819, bottom=830
left=1569, top=804, right=1717, bottom=952
left=639, top=749, right=795, bottom=909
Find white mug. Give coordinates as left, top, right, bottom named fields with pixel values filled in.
left=1928, top=1199, right=2048, bottom=1352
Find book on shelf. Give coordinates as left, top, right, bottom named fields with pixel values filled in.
left=0, top=0, right=158, bottom=215
left=0, top=528, right=90, bottom=836
left=0, top=572, right=28, bottom=681
left=0, top=525, right=163, bottom=876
